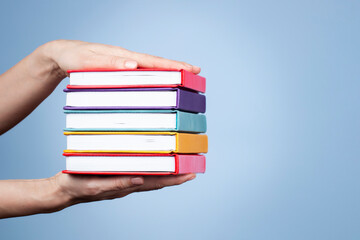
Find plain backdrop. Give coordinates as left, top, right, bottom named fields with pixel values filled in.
left=0, top=0, right=359, bottom=239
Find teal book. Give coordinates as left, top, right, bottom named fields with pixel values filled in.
left=64, top=110, right=206, bottom=133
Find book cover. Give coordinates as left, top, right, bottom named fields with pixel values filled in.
left=63, top=110, right=207, bottom=133
left=64, top=131, right=208, bottom=154
left=63, top=88, right=206, bottom=113
left=67, top=69, right=206, bottom=93
left=62, top=153, right=206, bottom=175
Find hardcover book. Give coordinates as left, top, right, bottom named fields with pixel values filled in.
left=64, top=131, right=208, bottom=154
left=63, top=153, right=206, bottom=175
left=64, top=88, right=206, bottom=113
left=67, top=69, right=206, bottom=93
left=64, top=110, right=207, bottom=133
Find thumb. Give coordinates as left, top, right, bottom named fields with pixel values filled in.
left=83, top=54, right=138, bottom=70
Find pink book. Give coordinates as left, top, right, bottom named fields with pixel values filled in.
left=62, top=153, right=206, bottom=175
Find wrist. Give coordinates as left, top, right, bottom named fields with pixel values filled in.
left=38, top=175, right=73, bottom=213
left=25, top=41, right=67, bottom=85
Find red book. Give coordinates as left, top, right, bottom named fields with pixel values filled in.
left=62, top=153, right=206, bottom=175
left=67, top=69, right=206, bottom=93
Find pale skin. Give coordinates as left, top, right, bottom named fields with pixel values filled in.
left=0, top=40, right=201, bottom=218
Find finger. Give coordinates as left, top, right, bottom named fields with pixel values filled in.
left=81, top=54, right=138, bottom=70
left=94, top=44, right=201, bottom=74
left=97, top=176, right=145, bottom=192
left=128, top=53, right=201, bottom=74
left=136, top=174, right=196, bottom=192
left=87, top=43, right=201, bottom=74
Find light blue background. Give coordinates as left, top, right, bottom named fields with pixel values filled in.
left=0, top=0, right=359, bottom=239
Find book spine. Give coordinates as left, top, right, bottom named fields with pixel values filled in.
left=176, top=89, right=206, bottom=113
left=175, top=133, right=208, bottom=153
left=176, top=111, right=207, bottom=133
left=176, top=155, right=206, bottom=173
left=181, top=70, right=206, bottom=93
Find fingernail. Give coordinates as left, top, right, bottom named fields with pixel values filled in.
left=125, top=61, right=138, bottom=69
left=131, top=177, right=144, bottom=185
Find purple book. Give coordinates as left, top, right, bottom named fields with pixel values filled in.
left=64, top=88, right=206, bottom=113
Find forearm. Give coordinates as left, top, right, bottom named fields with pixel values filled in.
left=0, top=176, right=71, bottom=218
left=0, top=42, right=65, bottom=134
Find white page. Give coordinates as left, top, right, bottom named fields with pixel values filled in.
left=67, top=134, right=176, bottom=151
left=70, top=71, right=181, bottom=86
left=66, top=156, right=175, bottom=172
left=66, top=91, right=177, bottom=107
left=66, top=113, right=177, bottom=129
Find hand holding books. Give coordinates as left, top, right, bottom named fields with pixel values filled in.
left=52, top=171, right=196, bottom=206
left=46, top=40, right=201, bottom=79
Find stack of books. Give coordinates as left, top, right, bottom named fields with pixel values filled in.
left=62, top=69, right=207, bottom=175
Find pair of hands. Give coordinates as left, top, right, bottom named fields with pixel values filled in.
left=0, top=40, right=200, bottom=218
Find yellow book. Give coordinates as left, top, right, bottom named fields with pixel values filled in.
left=64, top=132, right=208, bottom=154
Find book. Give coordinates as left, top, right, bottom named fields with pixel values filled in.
left=64, top=88, right=206, bottom=113
left=63, top=153, right=206, bottom=175
left=64, top=110, right=207, bottom=133
left=64, top=132, right=208, bottom=153
left=67, top=69, right=206, bottom=93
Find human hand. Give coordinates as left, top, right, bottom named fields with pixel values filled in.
left=52, top=172, right=196, bottom=206
left=42, top=39, right=201, bottom=81
left=0, top=172, right=196, bottom=218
